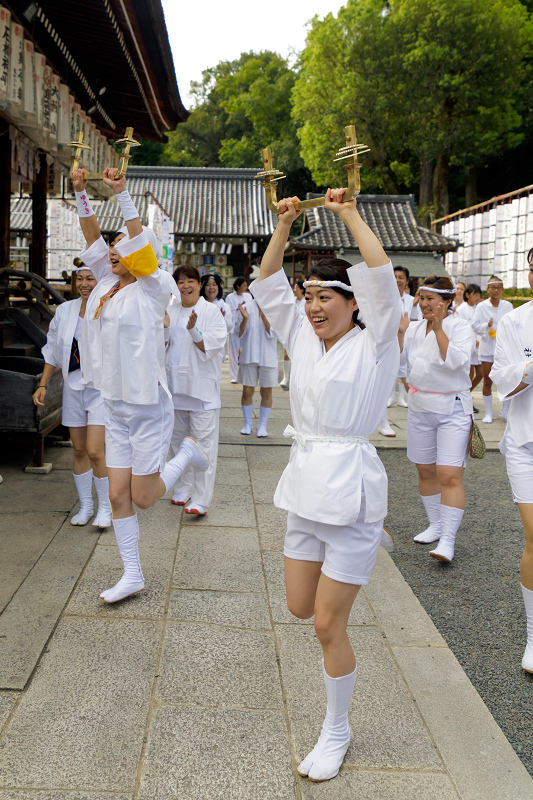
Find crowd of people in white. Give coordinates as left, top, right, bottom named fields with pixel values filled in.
left=33, top=172, right=533, bottom=783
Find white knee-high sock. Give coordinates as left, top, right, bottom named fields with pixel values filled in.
left=257, top=405, right=271, bottom=437
left=397, top=382, right=408, bottom=405
left=298, top=660, right=356, bottom=782
left=430, top=505, right=464, bottom=563
left=413, top=493, right=442, bottom=543
left=160, top=438, right=209, bottom=493
left=71, top=469, right=94, bottom=525
left=280, top=360, right=291, bottom=387
left=93, top=476, right=112, bottom=528
left=387, top=382, right=397, bottom=407
left=240, top=404, right=253, bottom=435
left=379, top=411, right=395, bottom=437
left=482, top=394, right=493, bottom=422
left=521, top=585, right=533, bottom=673
left=100, top=515, right=144, bottom=603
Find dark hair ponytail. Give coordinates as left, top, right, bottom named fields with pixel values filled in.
left=306, top=258, right=365, bottom=330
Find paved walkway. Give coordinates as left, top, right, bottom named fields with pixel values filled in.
left=0, top=366, right=530, bottom=799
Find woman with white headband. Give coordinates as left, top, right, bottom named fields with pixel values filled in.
left=32, top=261, right=111, bottom=529
left=472, top=275, right=513, bottom=423
left=250, top=188, right=401, bottom=783
left=490, top=252, right=533, bottom=673
left=72, top=167, right=209, bottom=604
left=400, top=274, right=474, bottom=563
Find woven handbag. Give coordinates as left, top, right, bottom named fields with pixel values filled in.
left=468, top=418, right=486, bottom=459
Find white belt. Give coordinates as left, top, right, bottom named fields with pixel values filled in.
left=283, top=424, right=369, bottom=451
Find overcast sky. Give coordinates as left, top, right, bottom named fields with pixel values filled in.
left=160, top=0, right=346, bottom=108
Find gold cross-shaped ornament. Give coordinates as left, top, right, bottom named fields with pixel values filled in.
left=69, top=127, right=140, bottom=181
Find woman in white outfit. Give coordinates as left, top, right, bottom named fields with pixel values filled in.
left=225, top=277, right=251, bottom=383
left=200, top=274, right=233, bottom=332
left=456, top=283, right=483, bottom=399
left=165, top=266, right=227, bottom=515
left=33, top=264, right=112, bottom=528
left=251, top=188, right=401, bottom=782
left=472, top=276, right=513, bottom=423
left=400, top=275, right=474, bottom=563
left=234, top=294, right=278, bottom=438
left=490, top=254, right=533, bottom=673
left=72, top=168, right=208, bottom=603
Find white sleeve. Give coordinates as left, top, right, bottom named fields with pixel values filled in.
left=78, top=236, right=112, bottom=283
left=249, top=270, right=304, bottom=357
left=472, top=304, right=489, bottom=336
left=41, top=307, right=62, bottom=368
left=347, top=261, right=401, bottom=354
left=223, top=302, right=233, bottom=332
left=437, top=318, right=474, bottom=370
left=194, top=306, right=228, bottom=363
left=490, top=316, right=532, bottom=400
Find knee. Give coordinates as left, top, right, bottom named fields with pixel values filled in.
left=86, top=444, right=104, bottom=465
left=72, top=444, right=87, bottom=462
left=131, top=490, right=150, bottom=510
left=287, top=597, right=314, bottom=620
left=108, top=486, right=127, bottom=511
left=314, top=614, right=337, bottom=648
left=437, top=469, right=462, bottom=489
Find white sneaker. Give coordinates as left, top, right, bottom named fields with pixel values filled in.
left=378, top=423, right=396, bottom=437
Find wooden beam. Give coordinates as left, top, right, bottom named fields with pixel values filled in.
left=0, top=120, right=10, bottom=271
left=30, top=153, right=48, bottom=279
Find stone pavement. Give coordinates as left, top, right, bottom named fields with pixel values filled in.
left=0, top=366, right=531, bottom=799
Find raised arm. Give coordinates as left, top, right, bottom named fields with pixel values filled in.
left=325, top=188, right=388, bottom=268
left=102, top=169, right=142, bottom=240
left=257, top=197, right=303, bottom=282
left=72, top=169, right=101, bottom=247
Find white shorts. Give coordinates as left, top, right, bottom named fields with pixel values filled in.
left=407, top=402, right=470, bottom=468
left=104, top=386, right=174, bottom=476
left=501, top=431, right=533, bottom=504
left=283, top=496, right=382, bottom=586
left=480, top=355, right=494, bottom=364
left=238, top=364, right=278, bottom=388
left=62, top=382, right=105, bottom=428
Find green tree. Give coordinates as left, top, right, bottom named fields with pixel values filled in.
left=164, top=51, right=317, bottom=196
left=292, top=0, right=531, bottom=216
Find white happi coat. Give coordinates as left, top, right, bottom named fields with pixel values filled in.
left=472, top=298, right=513, bottom=359
left=165, top=295, right=227, bottom=403
left=250, top=262, right=401, bottom=525
left=212, top=297, right=233, bottom=332
left=79, top=233, right=172, bottom=405
left=401, top=314, right=475, bottom=415
left=41, top=297, right=83, bottom=382
left=234, top=296, right=278, bottom=368
left=456, top=301, right=481, bottom=364
left=490, top=301, right=533, bottom=448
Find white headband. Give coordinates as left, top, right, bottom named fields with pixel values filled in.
left=418, top=285, right=455, bottom=295
left=304, top=279, right=354, bottom=294
left=487, top=277, right=504, bottom=286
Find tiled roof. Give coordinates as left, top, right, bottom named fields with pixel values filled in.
left=291, top=194, right=458, bottom=252
left=10, top=167, right=277, bottom=238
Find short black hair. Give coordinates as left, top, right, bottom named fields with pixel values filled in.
left=200, top=273, right=224, bottom=300
left=173, top=265, right=201, bottom=283
left=394, top=265, right=410, bottom=279
left=107, top=230, right=126, bottom=247
left=233, top=277, right=248, bottom=291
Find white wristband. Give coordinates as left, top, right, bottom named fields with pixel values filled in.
left=75, top=190, right=94, bottom=218
left=115, top=190, right=139, bottom=221
left=523, top=361, right=533, bottom=385
left=188, top=326, right=203, bottom=343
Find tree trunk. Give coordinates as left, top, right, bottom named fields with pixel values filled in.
left=465, top=166, right=477, bottom=208
left=418, top=158, right=433, bottom=226
left=433, top=154, right=450, bottom=220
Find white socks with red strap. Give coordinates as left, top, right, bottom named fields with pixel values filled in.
left=93, top=476, right=112, bottom=528
left=257, top=405, right=271, bottom=438
left=160, top=437, right=209, bottom=494
left=71, top=470, right=94, bottom=525
left=100, top=515, right=144, bottom=604
left=430, top=505, right=464, bottom=563
left=413, top=494, right=442, bottom=543
left=521, top=584, right=533, bottom=673
left=240, top=404, right=253, bottom=435
left=298, top=660, right=356, bottom=782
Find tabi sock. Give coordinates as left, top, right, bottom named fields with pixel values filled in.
left=280, top=360, right=291, bottom=387
left=240, top=404, right=253, bottom=435
left=160, top=437, right=209, bottom=493
left=100, top=515, right=144, bottom=603
left=379, top=411, right=395, bottom=437
left=521, top=585, right=533, bottom=673
left=257, top=405, right=272, bottom=437
left=71, top=469, right=94, bottom=525
left=298, top=659, right=356, bottom=782
left=413, top=494, right=442, bottom=543
left=184, top=501, right=206, bottom=515
left=387, top=381, right=397, bottom=407
left=430, top=505, right=464, bottom=563
left=397, top=382, right=408, bottom=406
left=93, top=476, right=112, bottom=528
left=482, top=394, right=493, bottom=423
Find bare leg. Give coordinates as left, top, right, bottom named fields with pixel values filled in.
left=436, top=465, right=465, bottom=510
left=416, top=462, right=440, bottom=497
left=314, top=574, right=361, bottom=677
left=70, top=427, right=90, bottom=475
left=519, top=503, right=533, bottom=591
left=86, top=425, right=106, bottom=478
